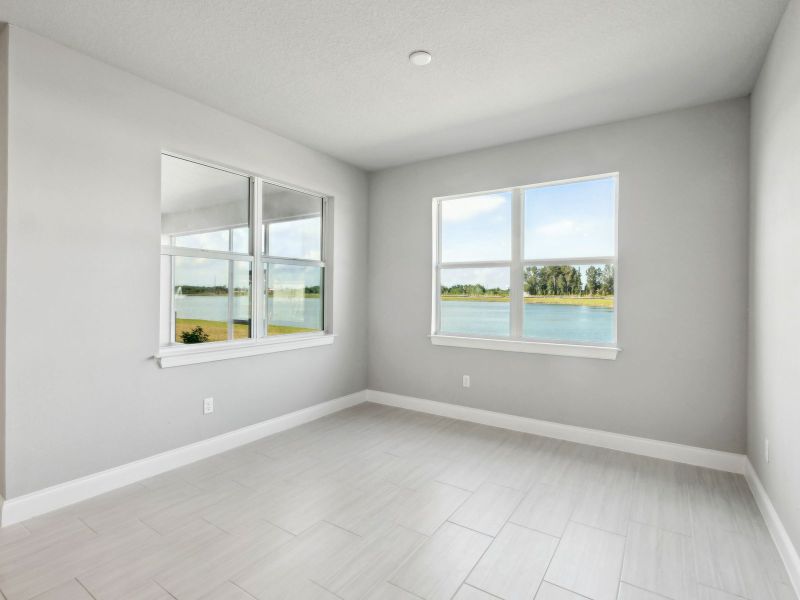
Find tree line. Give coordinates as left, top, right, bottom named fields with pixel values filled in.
left=440, top=283, right=510, bottom=297
left=524, top=265, right=614, bottom=296
left=177, top=285, right=230, bottom=296
left=177, top=285, right=320, bottom=296
left=440, top=265, right=615, bottom=297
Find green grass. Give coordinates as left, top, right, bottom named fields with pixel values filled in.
left=175, top=318, right=316, bottom=343
left=524, top=295, right=614, bottom=308
left=441, top=295, right=614, bottom=308
left=269, top=324, right=318, bottom=335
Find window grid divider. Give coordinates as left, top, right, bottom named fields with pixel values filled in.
left=160, top=246, right=254, bottom=262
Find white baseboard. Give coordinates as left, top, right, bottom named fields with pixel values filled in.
left=744, top=459, right=800, bottom=595
left=366, top=390, right=746, bottom=474
left=0, top=390, right=366, bottom=527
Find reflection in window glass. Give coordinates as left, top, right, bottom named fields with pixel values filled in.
left=524, top=177, right=615, bottom=260
left=173, top=230, right=230, bottom=252
left=266, top=217, right=321, bottom=260
left=265, top=264, right=323, bottom=336
left=231, top=226, right=249, bottom=254
left=440, top=267, right=510, bottom=337
left=172, top=257, right=251, bottom=343
left=522, top=263, right=615, bottom=344
left=441, top=192, right=512, bottom=263
left=161, top=154, right=250, bottom=252
left=262, top=182, right=322, bottom=260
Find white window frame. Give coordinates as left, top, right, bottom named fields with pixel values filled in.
left=156, top=152, right=333, bottom=368
left=431, top=172, right=620, bottom=360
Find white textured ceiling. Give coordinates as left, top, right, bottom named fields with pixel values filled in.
left=0, top=0, right=788, bottom=170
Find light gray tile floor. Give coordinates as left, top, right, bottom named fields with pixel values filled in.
left=0, top=403, right=794, bottom=600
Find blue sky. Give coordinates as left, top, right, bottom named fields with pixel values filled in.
left=524, top=177, right=615, bottom=259
left=441, top=191, right=512, bottom=263
left=440, top=267, right=510, bottom=291
left=174, top=256, right=244, bottom=290
left=440, top=177, right=615, bottom=289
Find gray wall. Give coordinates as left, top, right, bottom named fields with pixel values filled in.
left=3, top=27, right=368, bottom=498
left=368, top=98, right=750, bottom=453
left=0, top=25, right=7, bottom=500
left=748, top=0, right=800, bottom=556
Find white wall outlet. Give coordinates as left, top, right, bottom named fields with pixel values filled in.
left=203, top=397, right=214, bottom=415
left=765, top=438, right=770, bottom=463
left=462, top=375, right=470, bottom=388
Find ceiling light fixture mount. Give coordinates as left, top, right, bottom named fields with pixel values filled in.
left=409, top=50, right=432, bottom=66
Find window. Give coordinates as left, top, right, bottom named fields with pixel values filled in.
left=261, top=182, right=324, bottom=337
left=158, top=154, right=331, bottom=366
left=432, top=174, right=618, bottom=359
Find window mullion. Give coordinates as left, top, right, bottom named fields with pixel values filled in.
left=434, top=199, right=442, bottom=334
left=510, top=188, right=523, bottom=338
left=251, top=177, right=263, bottom=338
left=170, top=256, right=176, bottom=344
left=227, top=226, right=234, bottom=341
left=227, top=261, right=234, bottom=340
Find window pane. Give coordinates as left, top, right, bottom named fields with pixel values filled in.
left=524, top=177, right=615, bottom=260
left=231, top=226, right=249, bottom=254
left=522, top=263, right=615, bottom=343
left=171, top=256, right=251, bottom=343
left=161, top=155, right=250, bottom=252
left=173, top=230, right=230, bottom=252
left=265, top=264, right=323, bottom=336
left=263, top=182, right=322, bottom=260
left=440, top=267, right=510, bottom=336
left=232, top=261, right=252, bottom=339
left=441, top=192, right=512, bottom=263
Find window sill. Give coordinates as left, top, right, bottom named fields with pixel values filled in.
left=430, top=334, right=620, bottom=360
left=156, top=334, right=335, bottom=368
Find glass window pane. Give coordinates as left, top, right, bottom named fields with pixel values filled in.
left=232, top=261, right=252, bottom=340
left=439, top=267, right=510, bottom=336
left=173, top=230, right=230, bottom=252
left=522, top=263, right=615, bottom=343
left=265, top=264, right=323, bottom=336
left=441, top=192, right=512, bottom=263
left=524, top=177, right=615, bottom=260
left=171, top=257, right=251, bottom=344
left=161, top=155, right=250, bottom=252
left=231, top=226, right=249, bottom=254
left=262, top=182, right=322, bottom=260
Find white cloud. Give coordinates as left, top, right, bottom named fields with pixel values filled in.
left=535, top=218, right=590, bottom=237
left=442, top=194, right=508, bottom=222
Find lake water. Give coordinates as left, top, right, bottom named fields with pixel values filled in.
left=175, top=295, right=322, bottom=329
left=440, top=301, right=615, bottom=344
left=176, top=296, right=613, bottom=344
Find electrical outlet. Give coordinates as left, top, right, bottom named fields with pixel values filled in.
left=462, top=375, right=470, bottom=388
left=203, top=397, right=214, bottom=415
left=765, top=438, right=770, bottom=463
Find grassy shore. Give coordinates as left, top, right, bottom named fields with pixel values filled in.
left=524, top=295, right=614, bottom=308
left=175, top=318, right=316, bottom=343
left=441, top=295, right=510, bottom=303
left=441, top=295, right=614, bottom=308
